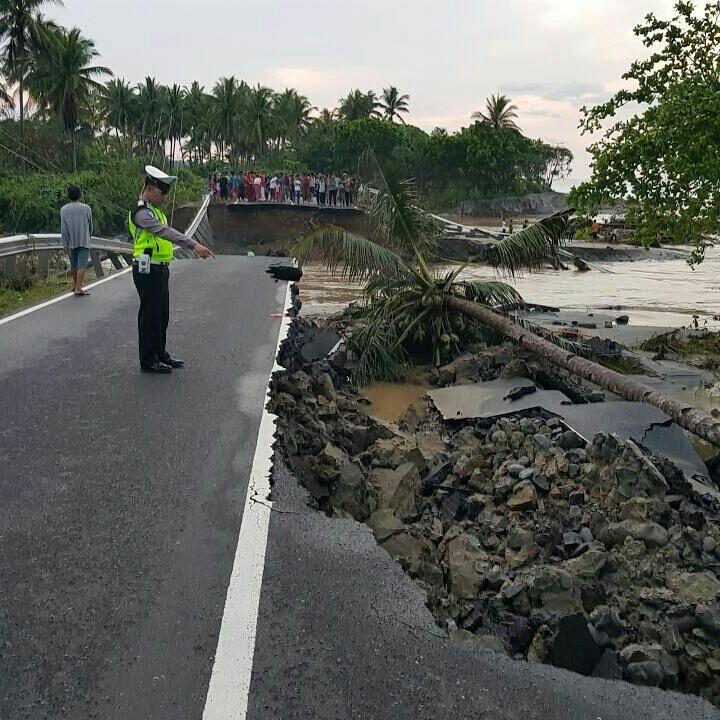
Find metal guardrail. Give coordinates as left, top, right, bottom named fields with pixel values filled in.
left=0, top=193, right=214, bottom=270
left=183, top=193, right=211, bottom=240
left=0, top=233, right=134, bottom=260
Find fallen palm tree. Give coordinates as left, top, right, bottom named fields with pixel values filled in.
left=290, top=151, right=720, bottom=447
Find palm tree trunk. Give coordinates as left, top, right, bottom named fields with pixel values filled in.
left=72, top=129, right=77, bottom=173
left=19, top=80, right=25, bottom=169
left=447, top=296, right=720, bottom=447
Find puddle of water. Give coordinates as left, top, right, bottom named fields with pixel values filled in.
left=361, top=382, right=430, bottom=423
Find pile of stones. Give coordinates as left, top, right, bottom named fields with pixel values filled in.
left=269, top=321, right=720, bottom=706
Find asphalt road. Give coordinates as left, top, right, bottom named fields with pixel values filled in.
left=1, top=258, right=719, bottom=720
left=0, top=258, right=286, bottom=719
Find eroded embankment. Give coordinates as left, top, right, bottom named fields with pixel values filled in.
left=268, top=316, right=720, bottom=708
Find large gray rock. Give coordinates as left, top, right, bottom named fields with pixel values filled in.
left=591, top=649, right=623, bottom=680
left=548, top=613, right=603, bottom=676
left=331, top=462, right=373, bottom=519
left=369, top=462, right=421, bottom=519
left=633, top=522, right=669, bottom=548
left=625, top=661, right=664, bottom=687
left=667, top=571, right=720, bottom=603
left=443, top=532, right=489, bottom=599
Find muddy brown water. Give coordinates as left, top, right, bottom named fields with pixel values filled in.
left=362, top=382, right=430, bottom=423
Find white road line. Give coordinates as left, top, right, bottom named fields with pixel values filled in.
left=0, top=266, right=132, bottom=327
left=202, top=281, right=294, bottom=720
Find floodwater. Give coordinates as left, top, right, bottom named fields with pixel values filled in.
left=302, top=248, right=720, bottom=429
left=301, top=247, right=720, bottom=330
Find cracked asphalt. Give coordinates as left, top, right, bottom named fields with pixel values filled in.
left=1, top=257, right=719, bottom=720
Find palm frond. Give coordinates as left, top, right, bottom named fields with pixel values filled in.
left=292, top=226, right=409, bottom=283
left=359, top=148, right=440, bottom=259
left=349, top=307, right=408, bottom=384
left=486, top=209, right=573, bottom=276
left=453, top=280, right=524, bottom=308
left=364, top=274, right=417, bottom=298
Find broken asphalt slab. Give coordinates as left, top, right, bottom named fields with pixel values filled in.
left=429, top=378, right=571, bottom=421
left=428, top=380, right=711, bottom=487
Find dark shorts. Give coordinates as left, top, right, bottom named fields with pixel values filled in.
left=68, top=247, right=90, bottom=270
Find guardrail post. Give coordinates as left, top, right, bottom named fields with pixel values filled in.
left=108, top=252, right=124, bottom=270
left=90, top=250, right=105, bottom=278
left=38, top=251, right=50, bottom=279
left=2, top=256, right=17, bottom=280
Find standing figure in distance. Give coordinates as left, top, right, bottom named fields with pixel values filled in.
left=129, top=165, right=214, bottom=374
left=60, top=185, right=93, bottom=296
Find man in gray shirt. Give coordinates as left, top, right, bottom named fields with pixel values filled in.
left=60, top=186, right=93, bottom=296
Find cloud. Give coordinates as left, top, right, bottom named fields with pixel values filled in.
left=502, top=82, right=608, bottom=104
left=263, top=67, right=335, bottom=94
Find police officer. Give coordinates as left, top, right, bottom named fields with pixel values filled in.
left=130, top=165, right=214, bottom=373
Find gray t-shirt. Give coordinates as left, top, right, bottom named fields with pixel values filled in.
left=60, top=202, right=93, bottom=249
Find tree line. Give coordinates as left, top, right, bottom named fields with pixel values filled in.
left=0, top=0, right=572, bottom=209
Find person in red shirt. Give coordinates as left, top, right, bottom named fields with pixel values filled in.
left=301, top=174, right=310, bottom=204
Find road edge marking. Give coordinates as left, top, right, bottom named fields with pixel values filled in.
left=202, top=281, right=294, bottom=720
left=0, top=266, right=133, bottom=327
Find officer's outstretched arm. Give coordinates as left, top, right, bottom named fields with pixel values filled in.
left=133, top=208, right=214, bottom=258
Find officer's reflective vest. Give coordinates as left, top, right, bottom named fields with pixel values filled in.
left=129, top=204, right=174, bottom=263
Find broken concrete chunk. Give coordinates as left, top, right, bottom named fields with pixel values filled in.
left=507, top=482, right=538, bottom=511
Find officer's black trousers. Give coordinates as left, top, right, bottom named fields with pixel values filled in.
left=132, top=264, right=170, bottom=368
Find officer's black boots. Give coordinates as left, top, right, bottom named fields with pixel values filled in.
left=141, top=361, right=172, bottom=374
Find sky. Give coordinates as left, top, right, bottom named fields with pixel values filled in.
left=51, top=0, right=675, bottom=188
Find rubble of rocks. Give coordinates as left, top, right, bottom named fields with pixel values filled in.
left=269, top=320, right=720, bottom=706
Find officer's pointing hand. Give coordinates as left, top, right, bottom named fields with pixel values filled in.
left=194, top=243, right=215, bottom=259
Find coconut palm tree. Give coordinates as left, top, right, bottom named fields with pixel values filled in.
left=243, top=84, right=275, bottom=158
left=210, top=75, right=245, bottom=161
left=338, top=89, right=381, bottom=121
left=472, top=93, right=520, bottom=131
left=273, top=87, right=314, bottom=147
left=314, top=107, right=338, bottom=127
left=27, top=26, right=111, bottom=170
left=293, top=151, right=565, bottom=379
left=380, top=86, right=409, bottom=123
left=183, top=80, right=211, bottom=164
left=0, top=0, right=62, bottom=145
left=100, top=78, right=136, bottom=142
left=293, top=152, right=720, bottom=447
left=165, top=82, right=185, bottom=169
left=134, top=76, right=166, bottom=158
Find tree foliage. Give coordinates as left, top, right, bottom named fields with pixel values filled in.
left=0, top=10, right=572, bottom=219
left=472, top=93, right=520, bottom=131
left=0, top=155, right=202, bottom=234
left=380, top=86, right=410, bottom=123
left=570, top=1, right=720, bottom=256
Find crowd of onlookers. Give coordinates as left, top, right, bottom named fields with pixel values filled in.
left=208, top=171, right=357, bottom=206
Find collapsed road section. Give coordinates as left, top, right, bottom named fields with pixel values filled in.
left=268, top=316, right=720, bottom=712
